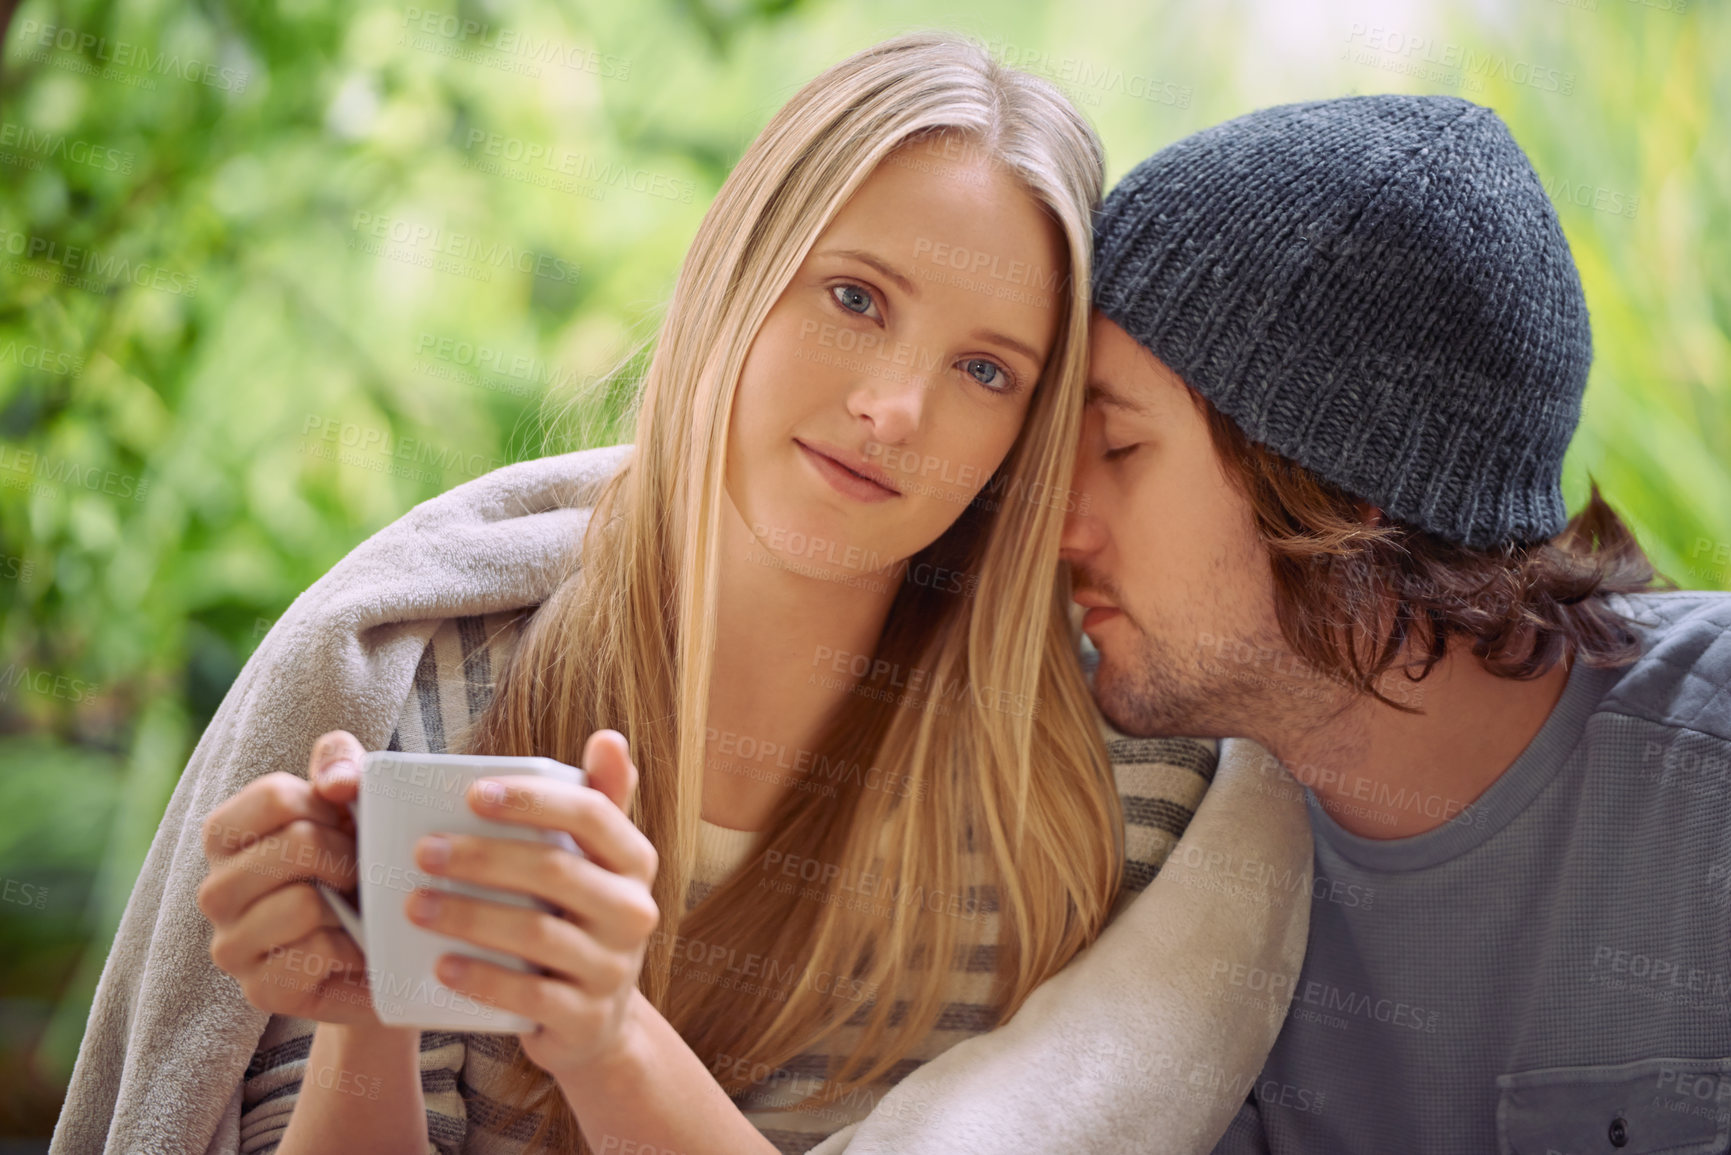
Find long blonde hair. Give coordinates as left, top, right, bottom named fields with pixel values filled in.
left=458, top=30, right=1119, bottom=1152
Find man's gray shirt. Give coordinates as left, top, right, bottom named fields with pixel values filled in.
left=1212, top=591, right=1731, bottom=1154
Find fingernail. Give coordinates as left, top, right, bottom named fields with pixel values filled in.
left=479, top=781, right=504, bottom=805
left=409, top=890, right=441, bottom=921
left=419, top=835, right=451, bottom=870
left=322, top=759, right=357, bottom=783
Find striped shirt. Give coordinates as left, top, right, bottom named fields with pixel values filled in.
left=239, top=609, right=1216, bottom=1154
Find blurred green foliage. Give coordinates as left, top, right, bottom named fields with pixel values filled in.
left=0, top=0, right=1725, bottom=1136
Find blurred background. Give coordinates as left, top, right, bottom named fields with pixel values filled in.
left=0, top=0, right=1725, bottom=1143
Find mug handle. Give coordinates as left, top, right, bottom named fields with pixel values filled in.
left=316, top=882, right=367, bottom=952
left=316, top=798, right=365, bottom=950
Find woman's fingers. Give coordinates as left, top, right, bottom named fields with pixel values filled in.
left=410, top=890, right=632, bottom=992
left=411, top=732, right=654, bottom=1079
left=413, top=834, right=657, bottom=951
left=197, top=816, right=359, bottom=927
left=432, top=955, right=601, bottom=1037
left=202, top=770, right=348, bottom=863
left=307, top=730, right=365, bottom=809
left=212, top=879, right=342, bottom=971
left=579, top=729, right=637, bottom=814
left=463, top=776, right=656, bottom=884
left=249, top=924, right=376, bottom=1024
left=199, top=734, right=388, bottom=1027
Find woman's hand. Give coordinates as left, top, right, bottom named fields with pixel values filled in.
left=197, top=730, right=383, bottom=1025
left=405, top=729, right=660, bottom=1085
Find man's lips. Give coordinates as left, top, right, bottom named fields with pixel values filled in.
left=1073, top=591, right=1122, bottom=632
left=1080, top=606, right=1122, bottom=630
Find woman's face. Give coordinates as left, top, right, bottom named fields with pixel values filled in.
left=726, top=134, right=1068, bottom=583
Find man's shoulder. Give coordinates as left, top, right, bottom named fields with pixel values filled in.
left=1595, top=590, right=1731, bottom=744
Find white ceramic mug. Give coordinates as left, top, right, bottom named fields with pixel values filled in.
left=316, top=750, right=586, bottom=1033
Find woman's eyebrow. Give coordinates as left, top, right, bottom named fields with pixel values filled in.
left=820, top=248, right=919, bottom=296
left=974, top=328, right=1040, bottom=365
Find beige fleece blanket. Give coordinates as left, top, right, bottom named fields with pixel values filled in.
left=48, top=441, right=1312, bottom=1155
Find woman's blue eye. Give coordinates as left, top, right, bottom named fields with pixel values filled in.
left=964, top=358, right=1009, bottom=390
left=832, top=284, right=873, bottom=315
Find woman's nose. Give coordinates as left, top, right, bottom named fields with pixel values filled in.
left=849, top=368, right=930, bottom=443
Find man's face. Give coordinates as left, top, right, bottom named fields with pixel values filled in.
left=1059, top=313, right=1321, bottom=741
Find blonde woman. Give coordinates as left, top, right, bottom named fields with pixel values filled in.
left=173, top=30, right=1306, bottom=1155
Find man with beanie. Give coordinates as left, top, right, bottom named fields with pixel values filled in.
left=1063, top=94, right=1731, bottom=1152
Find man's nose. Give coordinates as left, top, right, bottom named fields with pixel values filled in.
left=1059, top=467, right=1104, bottom=561
left=1059, top=507, right=1103, bottom=562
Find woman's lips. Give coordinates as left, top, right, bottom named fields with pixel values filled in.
left=797, top=440, right=899, bottom=503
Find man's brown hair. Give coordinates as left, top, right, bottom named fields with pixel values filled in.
left=1198, top=395, right=1668, bottom=712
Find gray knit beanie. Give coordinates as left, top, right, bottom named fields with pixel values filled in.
left=1092, top=94, right=1592, bottom=548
